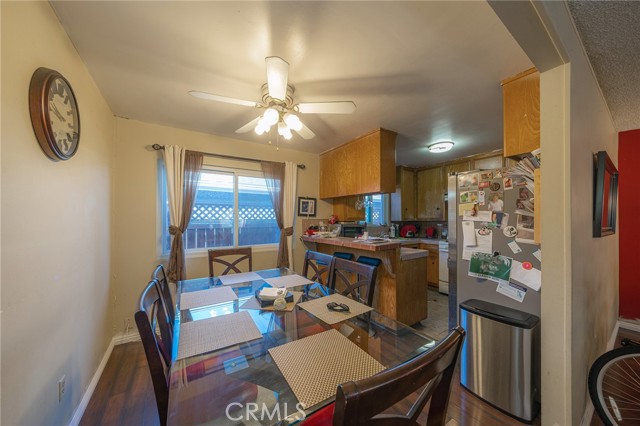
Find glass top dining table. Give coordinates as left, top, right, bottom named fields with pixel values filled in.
left=168, top=268, right=436, bottom=426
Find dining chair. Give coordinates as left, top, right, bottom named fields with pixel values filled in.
left=152, top=264, right=175, bottom=328
left=300, top=327, right=465, bottom=426
left=327, top=257, right=378, bottom=307
left=208, top=247, right=253, bottom=277
left=302, top=250, right=334, bottom=285
left=134, top=279, right=173, bottom=426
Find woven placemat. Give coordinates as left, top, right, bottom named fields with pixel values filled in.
left=269, top=329, right=385, bottom=408
left=218, top=271, right=263, bottom=286
left=179, top=286, right=238, bottom=310
left=297, top=293, right=373, bottom=325
left=177, top=311, right=262, bottom=360
left=239, top=291, right=303, bottom=312
left=263, top=274, right=314, bottom=288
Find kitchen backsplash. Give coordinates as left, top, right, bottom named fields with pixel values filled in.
left=390, top=221, right=448, bottom=239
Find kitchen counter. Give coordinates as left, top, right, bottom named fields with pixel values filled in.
left=301, top=236, right=429, bottom=324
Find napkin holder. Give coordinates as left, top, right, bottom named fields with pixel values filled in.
left=255, top=289, right=294, bottom=307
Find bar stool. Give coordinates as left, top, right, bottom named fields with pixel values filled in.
left=355, top=256, right=382, bottom=268
left=333, top=252, right=354, bottom=261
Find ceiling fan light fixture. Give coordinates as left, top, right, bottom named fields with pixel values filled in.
left=428, top=141, right=454, bottom=153
left=263, top=108, right=279, bottom=126
left=283, top=112, right=303, bottom=131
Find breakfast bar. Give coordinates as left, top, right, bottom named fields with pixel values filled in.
left=300, top=236, right=429, bottom=325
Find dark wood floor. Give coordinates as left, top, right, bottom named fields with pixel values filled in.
left=81, top=341, right=539, bottom=426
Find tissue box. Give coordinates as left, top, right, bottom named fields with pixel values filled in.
left=255, top=289, right=294, bottom=307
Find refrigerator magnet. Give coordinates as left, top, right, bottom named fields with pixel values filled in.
left=503, top=226, right=517, bottom=238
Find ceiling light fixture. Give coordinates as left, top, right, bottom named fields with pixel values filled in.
left=427, top=141, right=454, bottom=153
left=254, top=109, right=298, bottom=140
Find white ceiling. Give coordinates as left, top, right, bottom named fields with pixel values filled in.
left=51, top=1, right=533, bottom=167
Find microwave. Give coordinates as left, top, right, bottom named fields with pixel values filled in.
left=340, top=223, right=366, bottom=238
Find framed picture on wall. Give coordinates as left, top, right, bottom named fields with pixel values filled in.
left=297, top=197, right=317, bottom=217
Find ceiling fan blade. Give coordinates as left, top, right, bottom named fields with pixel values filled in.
left=295, top=121, right=316, bottom=140
left=265, top=56, right=289, bottom=101
left=235, top=116, right=262, bottom=134
left=189, top=91, right=257, bottom=107
left=297, top=101, right=356, bottom=114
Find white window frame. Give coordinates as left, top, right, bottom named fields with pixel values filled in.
left=158, top=162, right=278, bottom=259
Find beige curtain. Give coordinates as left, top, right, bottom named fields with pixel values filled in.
left=163, top=146, right=203, bottom=280
left=283, top=161, right=298, bottom=269
left=261, top=161, right=292, bottom=268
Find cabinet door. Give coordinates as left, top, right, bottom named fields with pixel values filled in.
left=502, top=68, right=540, bottom=157
left=427, top=250, right=439, bottom=286
left=416, top=167, right=444, bottom=220
left=391, top=167, right=416, bottom=221
left=333, top=196, right=365, bottom=222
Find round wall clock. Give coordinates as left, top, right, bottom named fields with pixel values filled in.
left=28, top=67, right=80, bottom=161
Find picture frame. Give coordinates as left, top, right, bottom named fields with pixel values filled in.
left=297, top=197, right=317, bottom=217
left=593, top=151, right=619, bottom=237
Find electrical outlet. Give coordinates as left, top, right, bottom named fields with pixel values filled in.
left=58, top=375, right=66, bottom=402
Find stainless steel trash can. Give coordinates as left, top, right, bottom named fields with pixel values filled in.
left=459, top=299, right=540, bottom=422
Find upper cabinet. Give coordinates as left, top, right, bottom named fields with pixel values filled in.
left=502, top=68, right=540, bottom=157
left=390, top=167, right=416, bottom=221
left=333, top=195, right=365, bottom=222
left=416, top=167, right=444, bottom=220
left=320, top=129, right=397, bottom=199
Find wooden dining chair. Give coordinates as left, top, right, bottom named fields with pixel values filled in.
left=302, top=250, right=334, bottom=285
left=152, top=264, right=175, bottom=328
left=333, top=326, right=466, bottom=426
left=134, top=279, right=173, bottom=426
left=327, top=257, right=378, bottom=307
left=208, top=247, right=253, bottom=277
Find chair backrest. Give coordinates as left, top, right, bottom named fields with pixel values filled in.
left=135, top=279, right=173, bottom=426
left=302, top=250, right=334, bottom=285
left=333, top=327, right=466, bottom=426
left=208, top=247, right=253, bottom=277
left=327, top=257, right=378, bottom=307
left=152, top=264, right=175, bottom=328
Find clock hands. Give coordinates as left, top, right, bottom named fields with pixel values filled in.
left=49, top=101, right=66, bottom=123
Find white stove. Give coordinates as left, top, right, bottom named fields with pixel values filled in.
left=438, top=240, right=449, bottom=294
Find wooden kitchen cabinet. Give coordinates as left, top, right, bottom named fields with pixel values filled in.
left=416, top=167, right=444, bottom=220
left=332, top=196, right=365, bottom=222
left=502, top=68, right=540, bottom=157
left=320, top=128, right=397, bottom=198
left=390, top=167, right=416, bottom=221
left=420, top=243, right=439, bottom=287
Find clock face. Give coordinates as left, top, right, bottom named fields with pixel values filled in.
left=47, top=77, right=79, bottom=157
left=29, top=68, right=81, bottom=161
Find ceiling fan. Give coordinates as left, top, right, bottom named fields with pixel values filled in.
left=189, top=56, right=356, bottom=140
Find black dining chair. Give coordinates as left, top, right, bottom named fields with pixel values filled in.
left=327, top=257, right=378, bottom=307
left=208, top=247, right=253, bottom=277
left=152, top=264, right=175, bottom=329
left=302, top=250, right=334, bottom=285
left=302, top=327, right=466, bottom=426
left=135, top=279, right=173, bottom=426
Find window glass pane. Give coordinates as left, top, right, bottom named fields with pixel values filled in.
left=187, top=172, right=235, bottom=249
left=238, top=175, right=279, bottom=246
left=365, top=194, right=385, bottom=225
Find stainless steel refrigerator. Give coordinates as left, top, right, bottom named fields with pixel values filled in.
left=447, top=169, right=541, bottom=422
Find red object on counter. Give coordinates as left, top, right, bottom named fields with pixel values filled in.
left=400, top=224, right=417, bottom=237
left=426, top=226, right=436, bottom=238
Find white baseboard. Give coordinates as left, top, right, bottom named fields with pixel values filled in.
left=69, top=337, right=115, bottom=426
left=619, top=319, right=640, bottom=333
left=113, top=330, right=141, bottom=345
left=579, top=320, right=621, bottom=426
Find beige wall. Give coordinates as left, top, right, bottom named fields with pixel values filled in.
left=112, top=118, right=329, bottom=338
left=1, top=2, right=115, bottom=425
left=536, top=3, right=618, bottom=425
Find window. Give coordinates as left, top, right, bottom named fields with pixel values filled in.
left=365, top=194, right=387, bottom=225
left=161, top=166, right=279, bottom=254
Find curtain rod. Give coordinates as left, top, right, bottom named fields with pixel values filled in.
left=150, top=144, right=306, bottom=169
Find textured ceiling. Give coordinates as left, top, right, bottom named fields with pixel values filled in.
left=50, top=1, right=533, bottom=167
left=568, top=0, right=640, bottom=132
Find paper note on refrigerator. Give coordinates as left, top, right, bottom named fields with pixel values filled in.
left=496, top=281, right=527, bottom=302
left=510, top=260, right=542, bottom=291
left=462, top=221, right=476, bottom=247
left=532, top=249, right=542, bottom=262
left=463, top=231, right=493, bottom=261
